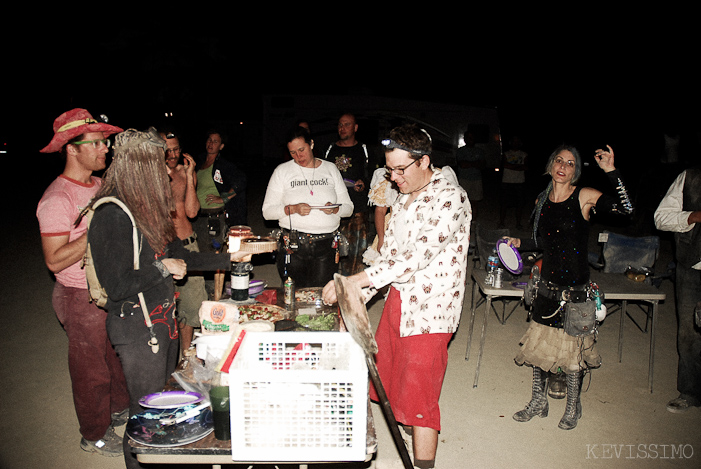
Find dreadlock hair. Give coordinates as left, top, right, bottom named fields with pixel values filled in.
left=92, top=128, right=176, bottom=254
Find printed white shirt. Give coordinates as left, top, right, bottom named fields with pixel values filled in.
left=363, top=169, right=472, bottom=337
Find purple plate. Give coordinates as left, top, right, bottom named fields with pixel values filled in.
left=139, top=391, right=204, bottom=409
left=249, top=280, right=267, bottom=297
left=496, top=238, right=523, bottom=274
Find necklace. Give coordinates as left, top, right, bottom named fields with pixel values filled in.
left=297, top=158, right=317, bottom=196
left=411, top=179, right=432, bottom=193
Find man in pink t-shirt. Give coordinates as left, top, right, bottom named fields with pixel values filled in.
left=37, top=109, right=130, bottom=457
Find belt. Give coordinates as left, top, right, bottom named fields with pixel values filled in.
left=282, top=228, right=337, bottom=244
left=182, top=233, right=197, bottom=246
left=200, top=207, right=225, bottom=216
left=537, top=281, right=588, bottom=302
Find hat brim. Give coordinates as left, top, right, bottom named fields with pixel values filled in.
left=40, top=123, right=124, bottom=154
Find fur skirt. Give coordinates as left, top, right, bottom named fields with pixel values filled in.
left=515, top=321, right=602, bottom=373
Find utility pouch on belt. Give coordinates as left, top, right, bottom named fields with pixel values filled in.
left=524, top=265, right=539, bottom=307
left=207, top=215, right=221, bottom=237
left=563, top=300, right=597, bottom=337
left=524, top=276, right=537, bottom=307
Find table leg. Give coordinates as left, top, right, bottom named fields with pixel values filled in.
left=648, top=301, right=658, bottom=393
left=473, top=295, right=492, bottom=388
left=214, top=271, right=224, bottom=300
left=618, top=300, right=627, bottom=363
left=465, top=281, right=478, bottom=361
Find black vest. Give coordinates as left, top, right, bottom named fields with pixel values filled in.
left=676, top=167, right=701, bottom=268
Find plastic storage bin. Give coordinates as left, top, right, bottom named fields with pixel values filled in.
left=228, top=331, right=368, bottom=462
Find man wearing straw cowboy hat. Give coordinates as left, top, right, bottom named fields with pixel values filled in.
left=37, top=108, right=130, bottom=457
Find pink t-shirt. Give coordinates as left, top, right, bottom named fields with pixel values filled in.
left=36, top=175, right=102, bottom=289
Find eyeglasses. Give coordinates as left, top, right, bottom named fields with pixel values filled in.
left=385, top=159, right=419, bottom=175
left=73, top=139, right=110, bottom=149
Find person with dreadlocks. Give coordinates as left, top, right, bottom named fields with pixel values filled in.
left=504, top=144, right=633, bottom=430
left=85, top=128, right=251, bottom=468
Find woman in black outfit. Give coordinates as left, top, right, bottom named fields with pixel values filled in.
left=86, top=128, right=250, bottom=468
left=505, top=144, right=633, bottom=430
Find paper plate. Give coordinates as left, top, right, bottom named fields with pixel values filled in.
left=139, top=391, right=204, bottom=409
left=496, top=239, right=523, bottom=274
left=126, top=406, right=213, bottom=447
left=309, top=204, right=341, bottom=209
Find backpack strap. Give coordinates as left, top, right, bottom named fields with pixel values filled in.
left=91, top=197, right=160, bottom=354
left=92, top=197, right=140, bottom=269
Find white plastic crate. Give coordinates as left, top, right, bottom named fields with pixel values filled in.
left=228, top=331, right=368, bottom=462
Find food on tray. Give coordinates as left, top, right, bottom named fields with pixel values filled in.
left=239, top=236, right=277, bottom=253
left=295, top=313, right=336, bottom=331
left=237, top=303, right=287, bottom=323
left=295, top=288, right=322, bottom=304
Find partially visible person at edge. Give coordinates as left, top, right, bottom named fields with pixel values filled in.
left=323, top=113, right=372, bottom=275
left=194, top=129, right=247, bottom=254
left=83, top=128, right=251, bottom=469
left=37, top=108, right=130, bottom=457
left=262, top=126, right=353, bottom=287
left=160, top=129, right=207, bottom=353
left=322, top=124, right=471, bottom=469
left=504, top=144, right=633, bottom=430
left=454, top=129, right=486, bottom=219
left=654, top=166, right=701, bottom=414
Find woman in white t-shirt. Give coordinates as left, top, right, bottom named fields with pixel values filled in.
left=263, top=127, right=353, bottom=287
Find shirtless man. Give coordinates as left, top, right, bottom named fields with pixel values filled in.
left=162, top=131, right=208, bottom=352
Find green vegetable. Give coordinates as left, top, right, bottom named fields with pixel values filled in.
left=296, top=313, right=336, bottom=331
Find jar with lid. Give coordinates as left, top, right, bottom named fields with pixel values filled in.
left=228, top=225, right=252, bottom=253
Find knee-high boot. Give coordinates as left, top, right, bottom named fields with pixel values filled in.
left=513, top=367, right=549, bottom=422
left=558, top=371, right=583, bottom=430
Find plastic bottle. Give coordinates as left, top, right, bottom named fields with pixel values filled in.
left=485, top=249, right=499, bottom=286
left=284, top=276, right=296, bottom=308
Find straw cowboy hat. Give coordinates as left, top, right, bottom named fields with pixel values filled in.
left=40, top=108, right=124, bottom=153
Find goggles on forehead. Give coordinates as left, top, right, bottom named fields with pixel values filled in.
left=381, top=138, right=428, bottom=156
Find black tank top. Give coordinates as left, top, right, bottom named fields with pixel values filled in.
left=537, top=186, right=590, bottom=287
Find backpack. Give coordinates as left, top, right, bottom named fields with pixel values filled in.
left=82, top=197, right=139, bottom=307
left=82, top=196, right=160, bottom=353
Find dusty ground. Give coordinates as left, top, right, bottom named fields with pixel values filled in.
left=1, top=168, right=699, bottom=469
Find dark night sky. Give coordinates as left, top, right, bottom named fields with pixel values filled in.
left=7, top=18, right=699, bottom=187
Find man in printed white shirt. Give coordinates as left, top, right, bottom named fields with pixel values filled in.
left=654, top=166, right=701, bottom=414
left=323, top=124, right=471, bottom=469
